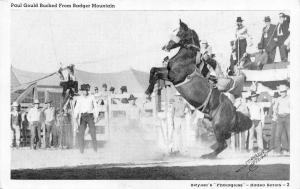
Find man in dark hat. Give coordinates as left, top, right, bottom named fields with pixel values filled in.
left=247, top=92, right=264, bottom=152
left=73, top=84, right=98, bottom=153
left=235, top=17, right=252, bottom=62
left=127, top=94, right=141, bottom=128
left=120, top=86, right=127, bottom=94
left=258, top=16, right=277, bottom=63
left=275, top=13, right=290, bottom=62
left=109, top=86, right=115, bottom=94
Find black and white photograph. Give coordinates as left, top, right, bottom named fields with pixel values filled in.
left=1, top=0, right=300, bottom=188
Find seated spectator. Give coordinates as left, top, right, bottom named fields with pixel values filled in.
left=240, top=43, right=268, bottom=70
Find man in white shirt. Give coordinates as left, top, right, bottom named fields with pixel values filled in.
left=235, top=17, right=252, bottom=62
left=74, top=84, right=98, bottom=153
left=247, top=92, right=264, bottom=152
left=27, top=99, right=44, bottom=149
left=43, top=100, right=56, bottom=148
left=273, top=85, right=290, bottom=155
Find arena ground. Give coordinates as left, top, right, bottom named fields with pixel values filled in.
left=11, top=147, right=289, bottom=180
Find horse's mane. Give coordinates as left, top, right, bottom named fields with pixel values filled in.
left=190, top=29, right=200, bottom=48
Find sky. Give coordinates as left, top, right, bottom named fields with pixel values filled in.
left=11, top=10, right=285, bottom=73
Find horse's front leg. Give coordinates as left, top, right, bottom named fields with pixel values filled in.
left=145, top=67, right=168, bottom=96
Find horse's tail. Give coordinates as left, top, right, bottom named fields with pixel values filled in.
left=232, top=111, right=252, bottom=133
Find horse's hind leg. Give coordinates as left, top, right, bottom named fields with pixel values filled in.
left=202, top=127, right=228, bottom=159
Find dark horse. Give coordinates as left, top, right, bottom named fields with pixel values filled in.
left=145, top=20, right=252, bottom=159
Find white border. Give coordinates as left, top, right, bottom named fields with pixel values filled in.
left=1, top=0, right=300, bottom=188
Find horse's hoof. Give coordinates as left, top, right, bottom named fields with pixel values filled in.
left=201, top=153, right=217, bottom=159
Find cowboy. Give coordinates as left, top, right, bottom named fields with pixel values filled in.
left=43, top=99, right=56, bottom=148
left=275, top=13, right=290, bottom=62
left=58, top=64, right=78, bottom=98
left=73, top=84, right=98, bottom=153
left=259, top=16, right=277, bottom=63
left=127, top=94, right=141, bottom=128
left=200, top=40, right=213, bottom=58
left=240, top=43, right=268, bottom=70
left=109, top=86, right=115, bottom=94
left=57, top=109, right=72, bottom=149
left=235, top=17, right=252, bottom=62
left=27, top=99, right=44, bottom=149
left=247, top=92, right=264, bottom=152
left=169, top=92, right=191, bottom=155
left=11, top=101, right=21, bottom=148
left=272, top=85, right=290, bottom=155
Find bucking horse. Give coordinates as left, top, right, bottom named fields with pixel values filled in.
left=145, top=20, right=252, bottom=159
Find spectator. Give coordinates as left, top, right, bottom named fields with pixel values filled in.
left=120, top=86, right=128, bottom=94
left=228, top=40, right=238, bottom=76
left=109, top=86, right=115, bottom=94
left=21, top=111, right=29, bottom=147
left=240, top=43, right=268, bottom=70
left=270, top=91, right=280, bottom=151
left=259, top=16, right=277, bottom=63
left=11, top=101, right=21, bottom=148
left=27, top=99, right=44, bottom=149
left=169, top=93, right=191, bottom=155
left=272, top=85, right=290, bottom=155
left=127, top=94, right=141, bottom=128
left=58, top=109, right=72, bottom=149
left=235, top=17, right=252, bottom=62
left=234, top=93, right=250, bottom=151
left=73, top=84, right=98, bottom=153
left=275, top=13, right=290, bottom=62
left=247, top=92, right=264, bottom=152
left=200, top=40, right=213, bottom=58
left=43, top=99, right=56, bottom=148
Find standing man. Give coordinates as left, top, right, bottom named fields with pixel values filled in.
left=273, top=85, right=290, bottom=155
left=27, top=99, right=44, bottom=149
left=259, top=16, right=277, bottom=63
left=247, top=92, right=264, bottom=152
left=170, top=93, right=190, bottom=155
left=11, top=101, right=21, bottom=148
left=127, top=94, right=141, bottom=128
left=275, top=13, right=290, bottom=62
left=43, top=99, right=56, bottom=148
left=74, top=84, right=98, bottom=153
left=235, top=17, right=252, bottom=62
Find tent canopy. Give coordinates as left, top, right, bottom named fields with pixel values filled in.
left=11, top=66, right=149, bottom=94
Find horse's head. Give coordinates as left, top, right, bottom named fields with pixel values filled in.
left=162, top=19, right=200, bottom=52
left=164, top=20, right=200, bottom=84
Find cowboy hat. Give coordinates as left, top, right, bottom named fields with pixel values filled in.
left=250, top=91, right=259, bottom=98
left=128, top=94, right=137, bottom=101
left=278, top=85, right=288, bottom=92
left=241, top=92, right=250, bottom=99
left=80, top=84, right=90, bottom=91
left=201, top=40, right=208, bottom=44
left=33, top=99, right=40, bottom=104
left=109, top=86, right=115, bottom=92
left=236, top=17, right=243, bottom=22
left=264, top=16, right=271, bottom=22
left=273, top=91, right=280, bottom=98
left=12, top=101, right=19, bottom=107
